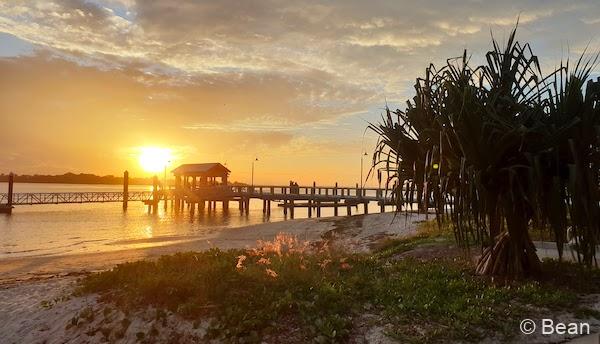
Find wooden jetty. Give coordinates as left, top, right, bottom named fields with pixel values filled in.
left=0, top=191, right=155, bottom=205
left=0, top=184, right=394, bottom=218
left=166, top=184, right=393, bottom=218
left=170, top=162, right=393, bottom=218
left=1, top=164, right=398, bottom=218
left=168, top=163, right=394, bottom=218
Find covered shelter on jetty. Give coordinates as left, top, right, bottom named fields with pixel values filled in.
left=172, top=163, right=230, bottom=187
left=171, top=163, right=232, bottom=212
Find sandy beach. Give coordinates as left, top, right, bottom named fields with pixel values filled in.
left=2, top=213, right=598, bottom=344
left=0, top=212, right=424, bottom=284
left=0, top=213, right=426, bottom=343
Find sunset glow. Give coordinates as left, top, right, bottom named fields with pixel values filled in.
left=2, top=2, right=600, bottom=343
left=138, top=147, right=172, bottom=173
left=0, top=1, right=599, bottom=186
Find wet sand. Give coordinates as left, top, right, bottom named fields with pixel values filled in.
left=0, top=212, right=424, bottom=283
left=1, top=213, right=599, bottom=343
left=0, top=213, right=427, bottom=344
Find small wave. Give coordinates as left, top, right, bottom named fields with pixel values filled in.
left=108, top=235, right=196, bottom=246
left=3, top=247, right=44, bottom=254
left=63, top=239, right=107, bottom=248
left=2, top=238, right=108, bottom=256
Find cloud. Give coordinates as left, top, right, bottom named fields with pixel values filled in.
left=0, top=53, right=359, bottom=174
left=1, top=0, right=600, bottom=181
left=0, top=53, right=373, bottom=136
left=582, top=17, right=600, bottom=25
left=468, top=10, right=555, bottom=26
left=1, top=1, right=597, bottom=93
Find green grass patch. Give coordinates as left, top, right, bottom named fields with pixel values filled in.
left=76, top=229, right=595, bottom=343
left=373, top=219, right=455, bottom=259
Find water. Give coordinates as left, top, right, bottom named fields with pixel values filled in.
left=0, top=183, right=387, bottom=259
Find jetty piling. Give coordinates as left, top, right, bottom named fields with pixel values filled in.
left=0, top=181, right=411, bottom=217
left=152, top=176, right=159, bottom=213
left=122, top=170, right=129, bottom=210
left=163, top=179, right=168, bottom=211
left=0, top=173, right=14, bottom=214
left=334, top=182, right=339, bottom=216
left=1, top=164, right=406, bottom=217
left=8, top=173, right=13, bottom=208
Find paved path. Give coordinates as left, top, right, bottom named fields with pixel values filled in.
left=567, top=333, right=599, bottom=343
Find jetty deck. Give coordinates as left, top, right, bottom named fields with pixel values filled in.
left=177, top=184, right=394, bottom=216
left=0, top=191, right=154, bottom=205
left=0, top=168, right=403, bottom=217
left=0, top=184, right=396, bottom=218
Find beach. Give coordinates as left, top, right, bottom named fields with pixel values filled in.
left=0, top=212, right=426, bottom=343
left=0, top=212, right=424, bottom=283
left=1, top=211, right=600, bottom=344
left=2, top=211, right=599, bottom=344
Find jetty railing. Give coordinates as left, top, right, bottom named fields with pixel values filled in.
left=0, top=191, right=154, bottom=205
left=0, top=183, right=403, bottom=218
left=0, top=186, right=394, bottom=204
left=168, top=184, right=399, bottom=217
left=181, top=185, right=388, bottom=199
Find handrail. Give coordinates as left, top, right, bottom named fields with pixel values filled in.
left=0, top=185, right=395, bottom=206
left=0, top=191, right=154, bottom=205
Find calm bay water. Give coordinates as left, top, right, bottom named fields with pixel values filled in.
left=0, top=183, right=383, bottom=259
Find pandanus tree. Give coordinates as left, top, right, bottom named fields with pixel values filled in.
left=369, top=27, right=600, bottom=278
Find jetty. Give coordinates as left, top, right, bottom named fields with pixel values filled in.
left=168, top=163, right=393, bottom=218
left=0, top=164, right=398, bottom=218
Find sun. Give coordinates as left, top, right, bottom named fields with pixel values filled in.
left=138, top=147, right=172, bottom=173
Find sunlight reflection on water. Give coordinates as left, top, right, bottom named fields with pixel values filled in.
left=0, top=183, right=389, bottom=259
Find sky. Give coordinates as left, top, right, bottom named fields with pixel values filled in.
left=1, top=0, right=599, bottom=186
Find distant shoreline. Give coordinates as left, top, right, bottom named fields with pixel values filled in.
left=2, top=180, right=152, bottom=186
left=0, top=173, right=153, bottom=186
left=0, top=174, right=248, bottom=187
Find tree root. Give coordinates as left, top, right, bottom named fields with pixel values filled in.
left=476, top=231, right=542, bottom=278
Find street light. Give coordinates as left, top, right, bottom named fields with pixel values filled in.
left=360, top=152, right=368, bottom=188
left=251, top=157, right=259, bottom=187
left=163, top=160, right=171, bottom=190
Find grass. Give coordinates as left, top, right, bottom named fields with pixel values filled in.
left=373, top=219, right=455, bottom=258
left=76, top=226, right=600, bottom=343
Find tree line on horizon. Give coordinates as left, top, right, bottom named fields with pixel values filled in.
left=0, top=172, right=154, bottom=185
left=0, top=173, right=252, bottom=187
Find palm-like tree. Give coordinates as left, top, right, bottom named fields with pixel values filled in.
left=370, top=27, right=600, bottom=278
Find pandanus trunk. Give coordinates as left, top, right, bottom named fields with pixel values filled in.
left=476, top=231, right=542, bottom=277
left=476, top=202, right=542, bottom=277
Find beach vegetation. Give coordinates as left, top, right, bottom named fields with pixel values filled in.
left=77, top=231, right=600, bottom=343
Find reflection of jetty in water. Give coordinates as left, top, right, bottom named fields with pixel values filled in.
left=1, top=163, right=397, bottom=218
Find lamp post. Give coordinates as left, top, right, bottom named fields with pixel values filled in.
left=251, top=157, right=258, bottom=187
left=163, top=160, right=171, bottom=190
left=360, top=152, right=368, bottom=188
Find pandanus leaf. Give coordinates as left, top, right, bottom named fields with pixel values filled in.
left=368, top=24, right=600, bottom=277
